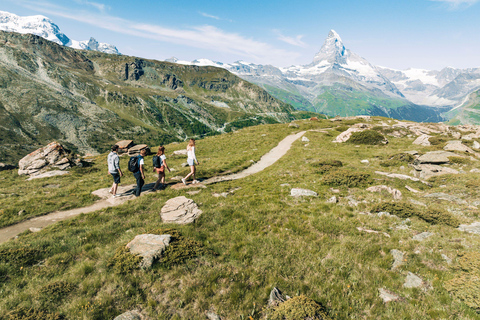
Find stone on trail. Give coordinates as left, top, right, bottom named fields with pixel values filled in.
left=403, top=272, right=424, bottom=289
left=412, top=232, right=433, bottom=241
left=290, top=188, right=318, bottom=197
left=391, top=249, right=405, bottom=270
left=160, top=196, right=202, bottom=224
left=378, top=288, right=402, bottom=303
left=113, top=310, right=143, bottom=320
left=412, top=134, right=432, bottom=146
left=367, top=185, right=402, bottom=200
left=125, top=234, right=171, bottom=269
left=29, top=227, right=42, bottom=233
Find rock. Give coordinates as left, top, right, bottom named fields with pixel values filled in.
left=346, top=196, right=359, bottom=206
left=113, top=310, right=143, bottom=320
left=412, top=134, right=432, bottom=146
left=473, top=141, right=480, bottom=150
left=416, top=151, right=460, bottom=164
left=206, top=311, right=222, bottom=320
left=377, top=211, right=396, bottom=218
left=332, top=127, right=364, bottom=143
left=29, top=227, right=42, bottom=233
left=173, top=149, right=188, bottom=156
left=396, top=219, right=411, bottom=230
left=115, top=140, right=135, bottom=154
left=378, top=288, right=402, bottom=303
left=160, top=196, right=202, bottom=224
left=405, top=185, right=421, bottom=193
left=391, top=249, right=405, bottom=270
left=458, top=221, right=480, bottom=235
left=290, top=188, right=317, bottom=197
left=451, top=131, right=462, bottom=139
left=424, top=192, right=467, bottom=205
left=268, top=287, right=287, bottom=306
left=18, top=142, right=76, bottom=176
left=125, top=234, right=171, bottom=269
left=375, top=171, right=422, bottom=183
left=361, top=159, right=369, bottom=164
left=170, top=176, right=184, bottom=181
left=411, top=164, right=459, bottom=180
left=181, top=162, right=189, bottom=167
left=0, top=163, right=16, bottom=171
left=288, top=122, right=300, bottom=128
left=444, top=140, right=476, bottom=154
left=442, top=254, right=452, bottom=264
left=357, top=227, right=390, bottom=237
left=127, top=144, right=150, bottom=156
left=212, top=192, right=229, bottom=198
left=280, top=183, right=290, bottom=187
left=403, top=272, right=424, bottom=288
left=409, top=199, right=426, bottom=207
left=186, top=190, right=201, bottom=195
left=26, top=171, right=70, bottom=181
left=326, top=196, right=338, bottom=203
left=17, top=209, right=25, bottom=216
left=330, top=188, right=340, bottom=193
left=471, top=168, right=480, bottom=173
left=366, top=185, right=402, bottom=200
left=412, top=232, right=433, bottom=241
left=404, top=150, right=419, bottom=156
left=301, top=136, right=310, bottom=142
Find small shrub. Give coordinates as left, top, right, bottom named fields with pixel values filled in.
left=445, top=273, right=480, bottom=311
left=348, top=130, right=386, bottom=145
left=371, top=202, right=419, bottom=218
left=39, top=281, right=76, bottom=302
left=458, top=252, right=480, bottom=273
left=449, top=156, right=469, bottom=165
left=322, top=168, right=372, bottom=187
left=266, top=295, right=331, bottom=320
left=5, top=306, right=65, bottom=320
left=417, top=208, right=460, bottom=227
left=312, top=160, right=343, bottom=174
left=335, top=125, right=349, bottom=132
left=379, top=153, right=415, bottom=167
left=0, top=247, right=42, bottom=267
left=429, top=136, right=447, bottom=146
left=107, top=247, right=142, bottom=274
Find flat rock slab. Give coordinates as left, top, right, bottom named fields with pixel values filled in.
left=417, top=151, right=460, bottom=164
left=378, top=288, right=403, bottom=303
left=424, top=192, right=467, bottom=205
left=367, top=185, right=402, bottom=200
left=444, top=140, right=476, bottom=154
left=290, top=188, right=318, bottom=197
left=160, top=196, right=202, bottom=224
left=458, top=222, right=480, bottom=235
left=391, top=249, right=405, bottom=270
left=332, top=127, right=364, bottom=143
left=412, top=232, right=433, bottom=241
left=412, top=164, right=459, bottom=180
left=126, top=234, right=171, bottom=269
left=412, top=134, right=432, bottom=146
left=26, top=170, right=69, bottom=181
left=114, top=310, right=143, bottom=320
left=169, top=182, right=206, bottom=190
left=403, top=272, right=424, bottom=288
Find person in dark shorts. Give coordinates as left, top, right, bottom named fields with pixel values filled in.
left=133, top=149, right=147, bottom=197
left=107, top=145, right=123, bottom=197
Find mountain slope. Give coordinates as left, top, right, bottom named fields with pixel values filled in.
left=445, top=89, right=480, bottom=125
left=0, top=10, right=120, bottom=54
left=0, top=30, right=299, bottom=164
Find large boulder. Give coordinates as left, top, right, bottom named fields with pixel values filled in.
left=443, top=140, right=476, bottom=154
left=115, top=140, right=135, bottom=154
left=366, top=185, right=402, bottom=200
left=411, top=163, right=459, bottom=180
left=125, top=234, right=171, bottom=269
left=128, top=144, right=150, bottom=156
left=412, top=134, right=432, bottom=146
left=160, top=196, right=202, bottom=224
left=18, top=141, right=76, bottom=176
left=332, top=127, right=364, bottom=143
left=113, top=310, right=144, bottom=320
left=416, top=151, right=460, bottom=164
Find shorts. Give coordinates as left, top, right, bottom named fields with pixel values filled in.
left=187, top=158, right=195, bottom=166
left=110, top=172, right=121, bottom=184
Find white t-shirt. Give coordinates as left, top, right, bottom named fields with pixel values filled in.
left=160, top=154, right=166, bottom=165
left=139, top=157, right=144, bottom=166
left=187, top=146, right=197, bottom=161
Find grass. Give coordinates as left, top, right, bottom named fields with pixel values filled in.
left=1, top=117, right=480, bottom=319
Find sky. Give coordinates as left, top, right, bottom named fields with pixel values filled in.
left=2, top=0, right=480, bottom=70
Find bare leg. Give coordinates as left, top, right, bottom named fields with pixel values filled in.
left=160, top=172, right=166, bottom=187
left=112, top=183, right=118, bottom=195
left=153, top=174, right=161, bottom=190
left=184, top=165, right=195, bottom=181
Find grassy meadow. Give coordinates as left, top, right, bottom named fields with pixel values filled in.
left=1, top=117, right=480, bottom=319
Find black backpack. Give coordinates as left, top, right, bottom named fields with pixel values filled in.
left=152, top=155, right=162, bottom=168
left=128, top=156, right=140, bottom=172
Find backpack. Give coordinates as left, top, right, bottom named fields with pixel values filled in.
left=152, top=155, right=162, bottom=168
left=128, top=156, right=140, bottom=172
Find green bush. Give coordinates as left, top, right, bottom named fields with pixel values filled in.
left=39, top=281, right=76, bottom=303
left=5, top=306, right=65, bottom=320
left=417, top=208, right=460, bottom=227
left=313, top=160, right=343, bottom=174
left=0, top=247, right=42, bottom=267
left=335, top=125, right=349, bottom=132
left=266, top=295, right=331, bottom=320
left=107, top=247, right=142, bottom=274
left=371, top=202, right=419, bottom=218
left=428, top=136, right=447, bottom=146
left=449, top=156, right=469, bottom=165
left=458, top=252, right=480, bottom=273
left=322, top=168, right=372, bottom=187
left=348, top=130, right=386, bottom=145
left=380, top=153, right=415, bottom=166
left=445, top=252, right=480, bottom=311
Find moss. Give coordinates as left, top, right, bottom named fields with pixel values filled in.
left=39, top=281, right=76, bottom=302
left=371, top=202, right=419, bottom=218
left=417, top=208, right=460, bottom=227
left=107, top=247, right=142, bottom=274
left=322, top=168, right=372, bottom=187
left=348, top=130, right=386, bottom=145
left=266, top=295, right=331, bottom=320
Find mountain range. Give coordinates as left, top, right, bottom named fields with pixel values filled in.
left=170, top=30, right=480, bottom=124
left=0, top=10, right=120, bottom=55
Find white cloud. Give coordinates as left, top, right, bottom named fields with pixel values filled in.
left=199, top=12, right=221, bottom=20
left=11, top=0, right=300, bottom=65
left=273, top=30, right=307, bottom=48
left=73, top=0, right=109, bottom=12
left=429, top=0, right=480, bottom=9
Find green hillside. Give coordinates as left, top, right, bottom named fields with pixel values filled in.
left=446, top=90, right=480, bottom=125
left=1, top=117, right=480, bottom=319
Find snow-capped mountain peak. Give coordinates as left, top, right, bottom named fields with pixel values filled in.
left=313, top=29, right=347, bottom=64
left=0, top=10, right=120, bottom=55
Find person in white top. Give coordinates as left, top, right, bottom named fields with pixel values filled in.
left=153, top=146, right=170, bottom=190
left=182, top=138, right=200, bottom=185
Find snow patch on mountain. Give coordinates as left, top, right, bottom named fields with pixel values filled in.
left=0, top=10, right=120, bottom=55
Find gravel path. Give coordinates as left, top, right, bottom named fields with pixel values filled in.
left=0, top=131, right=306, bottom=243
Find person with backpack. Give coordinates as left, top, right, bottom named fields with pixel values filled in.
left=107, top=145, right=123, bottom=197
left=182, top=138, right=200, bottom=185
left=152, top=146, right=171, bottom=191
left=128, top=149, right=146, bottom=197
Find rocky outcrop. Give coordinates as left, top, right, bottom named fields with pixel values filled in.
left=416, top=151, right=460, bottom=164
left=332, top=127, right=364, bottom=143
left=18, top=142, right=78, bottom=176
left=367, top=185, right=402, bottom=200
left=160, top=196, right=202, bottom=224
left=290, top=188, right=318, bottom=197
left=411, top=163, right=459, bottom=180
left=125, top=234, right=171, bottom=269
left=114, top=310, right=144, bottom=320
left=443, top=140, right=477, bottom=154
left=412, top=134, right=432, bottom=146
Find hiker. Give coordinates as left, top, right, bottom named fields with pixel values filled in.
left=153, top=146, right=171, bottom=191
left=107, top=145, right=123, bottom=197
left=129, top=149, right=146, bottom=197
left=182, top=138, right=200, bottom=185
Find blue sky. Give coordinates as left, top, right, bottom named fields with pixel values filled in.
left=2, top=0, right=480, bottom=69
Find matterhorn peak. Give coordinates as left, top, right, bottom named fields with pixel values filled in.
left=312, top=29, right=347, bottom=65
